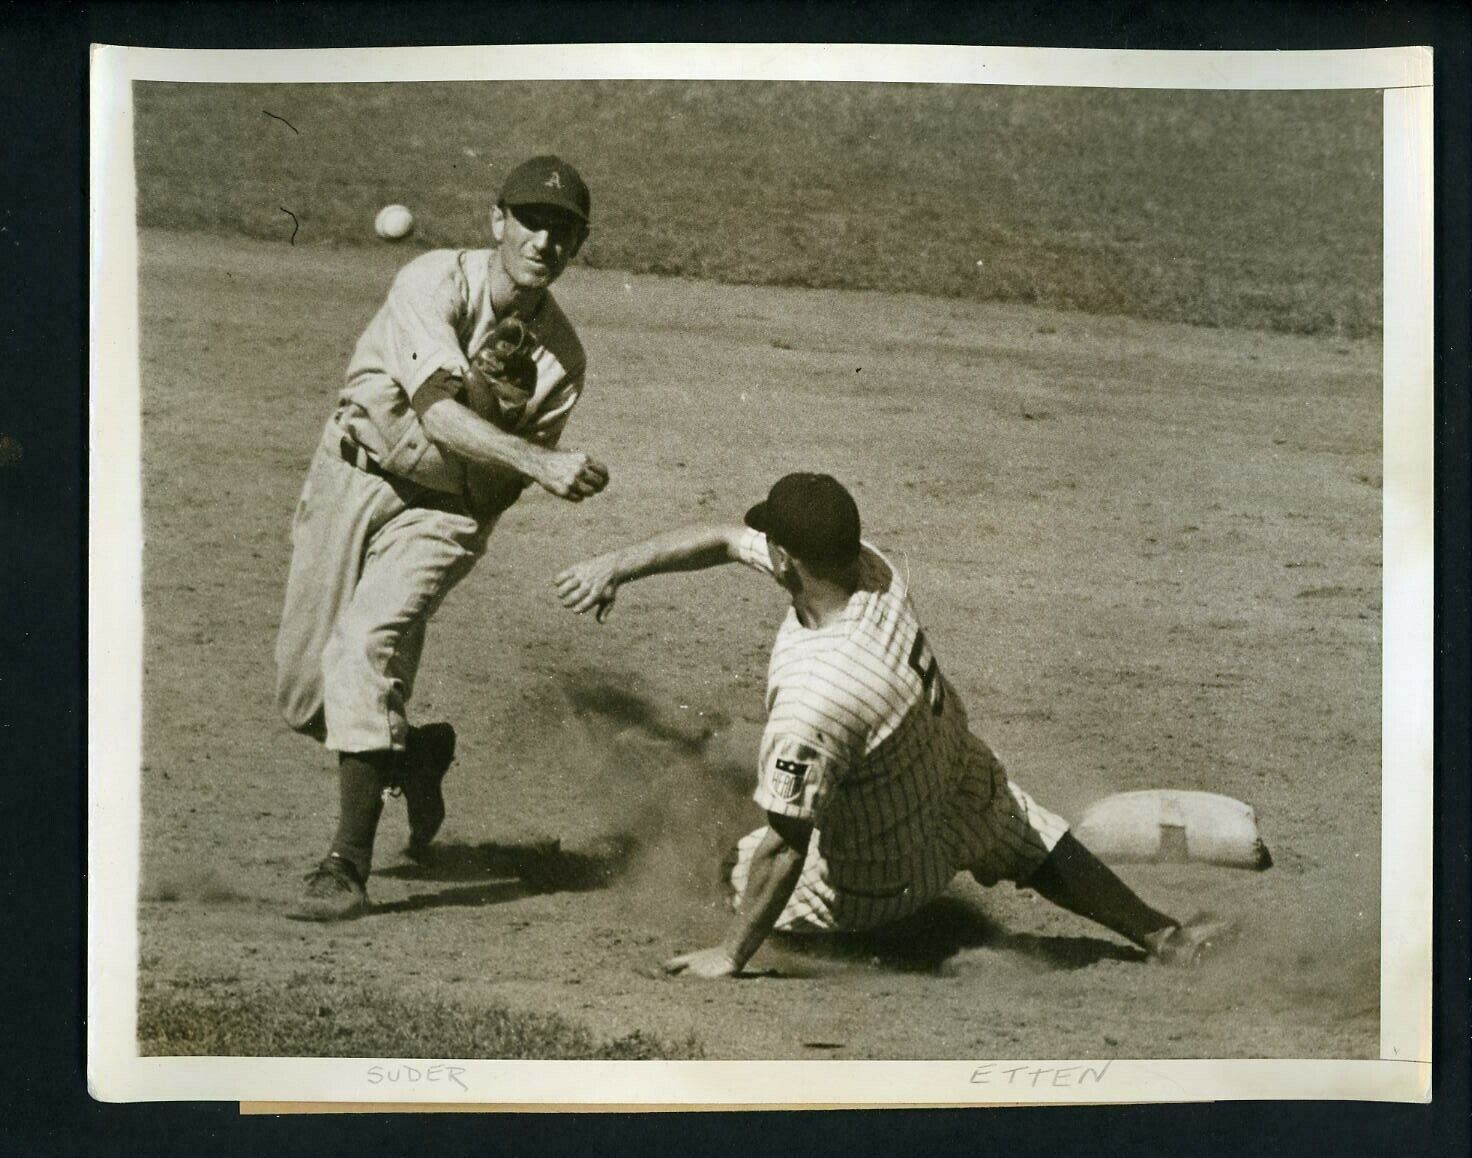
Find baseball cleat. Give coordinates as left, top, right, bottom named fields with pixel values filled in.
left=287, top=854, right=368, bottom=922
left=402, top=722, right=457, bottom=861
left=1145, top=912, right=1239, bottom=968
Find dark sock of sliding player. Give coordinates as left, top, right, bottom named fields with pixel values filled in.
left=1023, top=832, right=1177, bottom=948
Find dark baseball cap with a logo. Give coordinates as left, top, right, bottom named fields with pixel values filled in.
left=744, top=473, right=862, bottom=564
left=498, top=155, right=591, bottom=223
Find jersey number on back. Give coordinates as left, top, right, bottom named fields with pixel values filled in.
left=907, top=630, right=945, bottom=716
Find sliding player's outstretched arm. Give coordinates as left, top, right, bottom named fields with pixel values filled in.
left=664, top=813, right=812, bottom=978
left=554, top=523, right=747, bottom=621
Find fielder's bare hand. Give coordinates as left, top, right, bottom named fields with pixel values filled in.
left=533, top=448, right=609, bottom=502
left=555, top=555, right=619, bottom=623
left=662, top=947, right=741, bottom=980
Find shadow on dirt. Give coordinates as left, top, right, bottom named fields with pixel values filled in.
left=560, top=676, right=716, bottom=754
left=981, top=931, right=1146, bottom=971
left=377, top=834, right=640, bottom=894
left=367, top=878, right=533, bottom=917
left=773, top=896, right=1143, bottom=974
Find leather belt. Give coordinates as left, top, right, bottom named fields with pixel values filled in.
left=339, top=436, right=470, bottom=516
left=340, top=436, right=393, bottom=481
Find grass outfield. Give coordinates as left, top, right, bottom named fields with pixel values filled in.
left=133, top=81, right=1380, bottom=337
left=139, top=970, right=704, bottom=1059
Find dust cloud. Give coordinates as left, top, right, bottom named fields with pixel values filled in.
left=552, top=674, right=765, bottom=942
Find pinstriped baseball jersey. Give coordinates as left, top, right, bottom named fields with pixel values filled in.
left=729, top=528, right=1069, bottom=932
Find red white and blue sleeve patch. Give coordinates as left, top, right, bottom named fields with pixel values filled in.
left=754, top=734, right=843, bottom=821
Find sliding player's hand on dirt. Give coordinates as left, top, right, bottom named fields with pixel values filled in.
left=663, top=947, right=741, bottom=980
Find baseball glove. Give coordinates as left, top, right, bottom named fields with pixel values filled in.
left=464, top=316, right=539, bottom=430
left=461, top=316, right=540, bottom=518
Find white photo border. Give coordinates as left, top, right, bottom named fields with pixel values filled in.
left=87, top=42, right=1434, bottom=1107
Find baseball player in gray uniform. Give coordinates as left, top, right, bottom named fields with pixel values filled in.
left=556, top=474, right=1233, bottom=976
left=277, top=156, right=609, bottom=921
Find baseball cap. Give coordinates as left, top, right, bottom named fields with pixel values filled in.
left=498, top=155, right=591, bottom=223
left=744, top=473, right=861, bottom=564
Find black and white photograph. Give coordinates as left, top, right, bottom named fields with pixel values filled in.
left=87, top=43, right=1433, bottom=1106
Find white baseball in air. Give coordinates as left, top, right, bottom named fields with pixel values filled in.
left=374, top=204, right=415, bottom=241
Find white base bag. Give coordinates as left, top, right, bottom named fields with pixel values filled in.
left=1073, top=789, right=1273, bottom=870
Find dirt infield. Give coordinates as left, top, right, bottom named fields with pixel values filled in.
left=137, top=228, right=1380, bottom=1060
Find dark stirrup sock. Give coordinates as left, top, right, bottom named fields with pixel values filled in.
left=1023, top=832, right=1177, bottom=948
left=329, top=750, right=399, bottom=880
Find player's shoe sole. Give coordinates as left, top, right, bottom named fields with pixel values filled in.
left=1146, top=911, right=1239, bottom=967
left=402, top=722, right=457, bottom=862
left=287, top=854, right=368, bottom=922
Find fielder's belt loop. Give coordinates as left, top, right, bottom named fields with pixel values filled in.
left=340, top=436, right=391, bottom=481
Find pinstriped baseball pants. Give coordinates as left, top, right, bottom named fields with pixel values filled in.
left=727, top=736, right=1070, bottom=933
